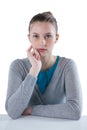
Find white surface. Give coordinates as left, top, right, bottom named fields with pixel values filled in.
left=0, top=115, right=87, bottom=130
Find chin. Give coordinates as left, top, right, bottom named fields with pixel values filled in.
left=39, top=51, right=45, bottom=55
left=40, top=53, right=47, bottom=58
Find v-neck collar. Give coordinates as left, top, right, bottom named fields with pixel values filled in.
left=35, top=56, right=61, bottom=103
left=37, top=56, right=59, bottom=94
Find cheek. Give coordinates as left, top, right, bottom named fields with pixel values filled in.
left=30, top=39, right=42, bottom=46
left=30, top=42, right=38, bottom=48
left=47, top=41, right=55, bottom=48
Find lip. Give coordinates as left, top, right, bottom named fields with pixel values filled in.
left=38, top=48, right=47, bottom=52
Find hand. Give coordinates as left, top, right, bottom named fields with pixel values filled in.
left=27, top=46, right=42, bottom=77
left=22, top=108, right=32, bottom=115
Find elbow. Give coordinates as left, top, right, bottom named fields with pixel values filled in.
left=6, top=109, right=21, bottom=120
left=71, top=106, right=82, bottom=120
left=75, top=108, right=82, bottom=120
left=5, top=104, right=21, bottom=120
left=73, top=111, right=81, bottom=120
left=8, top=112, right=21, bottom=120
left=6, top=110, right=21, bottom=120
left=67, top=101, right=82, bottom=120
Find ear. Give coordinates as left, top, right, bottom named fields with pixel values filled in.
left=55, top=34, right=59, bottom=43
left=56, top=34, right=59, bottom=41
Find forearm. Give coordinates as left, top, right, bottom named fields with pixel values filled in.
left=32, top=101, right=82, bottom=120
left=5, top=74, right=37, bottom=119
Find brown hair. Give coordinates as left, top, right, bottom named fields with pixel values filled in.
left=28, top=11, right=58, bottom=34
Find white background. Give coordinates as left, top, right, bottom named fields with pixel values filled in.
left=0, top=0, right=87, bottom=115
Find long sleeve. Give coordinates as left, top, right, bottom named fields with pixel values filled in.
left=5, top=59, right=37, bottom=119
left=31, top=59, right=82, bottom=120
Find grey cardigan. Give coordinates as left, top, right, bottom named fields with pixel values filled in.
left=5, top=56, right=82, bottom=120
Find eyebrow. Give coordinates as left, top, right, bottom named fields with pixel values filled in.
left=30, top=32, right=54, bottom=35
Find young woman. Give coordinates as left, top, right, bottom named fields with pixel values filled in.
left=5, top=11, right=82, bottom=120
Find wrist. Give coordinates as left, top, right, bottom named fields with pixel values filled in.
left=29, top=67, right=39, bottom=77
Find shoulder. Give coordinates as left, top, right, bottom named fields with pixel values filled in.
left=58, top=56, right=76, bottom=66
left=58, top=56, right=78, bottom=73
left=9, top=57, right=31, bottom=71
left=59, top=56, right=75, bottom=64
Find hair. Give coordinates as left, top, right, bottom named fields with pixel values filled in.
left=28, top=11, right=58, bottom=34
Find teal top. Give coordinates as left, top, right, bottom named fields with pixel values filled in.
left=37, top=56, right=59, bottom=94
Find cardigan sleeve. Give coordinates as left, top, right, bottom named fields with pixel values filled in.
left=5, top=59, right=37, bottom=119
left=31, top=59, right=83, bottom=120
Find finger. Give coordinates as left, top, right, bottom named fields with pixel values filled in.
left=30, top=48, right=39, bottom=57
left=22, top=108, right=31, bottom=115
left=27, top=46, right=34, bottom=57
left=26, top=45, right=33, bottom=52
left=34, top=50, right=41, bottom=60
left=34, top=49, right=40, bottom=57
left=27, top=48, right=36, bottom=61
left=27, top=47, right=41, bottom=61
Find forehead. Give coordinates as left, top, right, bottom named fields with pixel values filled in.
left=30, top=22, right=56, bottom=34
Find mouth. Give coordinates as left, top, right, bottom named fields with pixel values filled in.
left=37, top=48, right=47, bottom=53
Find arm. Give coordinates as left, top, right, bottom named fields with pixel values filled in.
left=5, top=60, right=37, bottom=119
left=31, top=59, right=82, bottom=120
left=5, top=46, right=42, bottom=119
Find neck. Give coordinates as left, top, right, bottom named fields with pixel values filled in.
left=41, top=55, right=56, bottom=71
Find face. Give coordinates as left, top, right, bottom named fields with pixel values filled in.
left=28, top=22, right=59, bottom=57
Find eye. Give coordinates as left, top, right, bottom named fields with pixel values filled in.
left=45, top=34, right=53, bottom=39
left=33, top=34, right=39, bottom=38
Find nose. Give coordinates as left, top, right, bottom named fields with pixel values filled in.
left=40, top=37, right=46, bottom=46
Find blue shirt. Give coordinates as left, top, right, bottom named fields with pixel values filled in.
left=37, top=56, right=59, bottom=94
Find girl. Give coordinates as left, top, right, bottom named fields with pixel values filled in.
left=5, top=11, right=82, bottom=120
